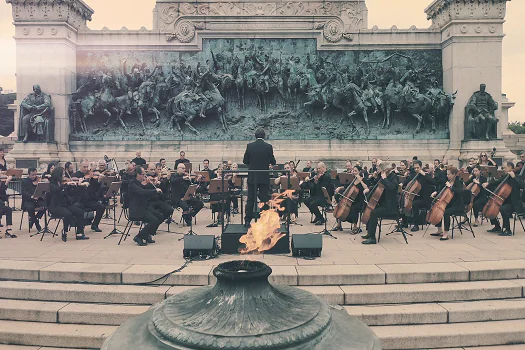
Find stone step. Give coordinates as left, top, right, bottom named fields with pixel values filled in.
left=0, top=320, right=116, bottom=349
left=372, top=319, right=525, bottom=349
left=0, top=346, right=85, bottom=350
left=346, top=298, right=525, bottom=326
left=342, top=280, right=523, bottom=305
left=0, top=299, right=150, bottom=326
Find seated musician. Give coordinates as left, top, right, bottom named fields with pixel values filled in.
left=42, top=162, right=55, bottom=179
left=196, top=159, right=216, bottom=195
left=228, top=163, right=241, bottom=214
left=0, top=174, right=15, bottom=238
left=144, top=163, right=174, bottom=223
left=483, top=161, right=525, bottom=236
left=48, top=167, right=88, bottom=242
left=170, top=163, right=204, bottom=226
left=119, top=161, right=136, bottom=206
left=160, top=158, right=170, bottom=171
left=274, top=162, right=299, bottom=222
left=302, top=160, right=313, bottom=173
left=128, top=166, right=163, bottom=246
left=72, top=159, right=106, bottom=233
left=361, top=162, right=399, bottom=245
left=430, top=166, right=464, bottom=241
left=333, top=165, right=368, bottom=234
left=174, top=151, right=190, bottom=169
left=395, top=160, right=410, bottom=177
left=465, top=165, right=487, bottom=227
left=303, top=162, right=332, bottom=225
left=21, top=167, right=46, bottom=232
left=466, top=158, right=478, bottom=174
left=64, top=161, right=75, bottom=179
left=403, top=160, right=436, bottom=232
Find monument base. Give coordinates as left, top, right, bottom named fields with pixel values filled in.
left=6, top=142, right=73, bottom=170
left=460, top=140, right=515, bottom=167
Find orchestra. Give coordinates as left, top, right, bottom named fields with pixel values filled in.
left=1, top=145, right=525, bottom=248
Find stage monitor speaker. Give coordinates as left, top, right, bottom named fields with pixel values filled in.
left=183, top=235, right=217, bottom=258
left=291, top=234, right=322, bottom=257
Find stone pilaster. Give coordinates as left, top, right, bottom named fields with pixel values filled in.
left=425, top=0, right=514, bottom=163
left=5, top=0, right=93, bottom=166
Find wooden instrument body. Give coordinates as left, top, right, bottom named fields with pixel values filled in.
left=333, top=181, right=359, bottom=221
left=482, top=175, right=512, bottom=219
left=399, top=174, right=421, bottom=215
left=466, top=181, right=481, bottom=212
left=361, top=182, right=385, bottom=225
left=426, top=187, right=454, bottom=225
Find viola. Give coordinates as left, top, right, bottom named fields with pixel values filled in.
left=362, top=167, right=394, bottom=225
left=426, top=179, right=456, bottom=225
left=333, top=177, right=361, bottom=221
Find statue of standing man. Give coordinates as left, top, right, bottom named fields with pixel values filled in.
left=19, top=84, right=54, bottom=143
left=465, top=83, right=498, bottom=140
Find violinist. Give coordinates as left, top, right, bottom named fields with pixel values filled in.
left=144, top=164, right=174, bottom=223
left=302, top=160, right=313, bottom=173
left=64, top=162, right=75, bottom=179
left=483, top=161, right=525, bottom=236
left=119, top=161, right=136, bottom=207
left=228, top=163, right=242, bottom=215
left=361, top=162, right=399, bottom=245
left=72, top=160, right=105, bottom=233
left=48, top=167, right=88, bottom=242
left=465, top=165, right=487, bottom=227
left=304, top=162, right=332, bottom=225
left=403, top=160, right=436, bottom=232
left=433, top=159, right=447, bottom=190
left=274, top=163, right=299, bottom=222
left=170, top=163, right=204, bottom=226
left=430, top=166, right=464, bottom=241
left=0, top=173, right=15, bottom=238
left=42, top=162, right=55, bottom=179
left=333, top=165, right=368, bottom=234
left=21, top=167, right=46, bottom=232
left=0, top=148, right=7, bottom=171
left=159, top=158, right=170, bottom=171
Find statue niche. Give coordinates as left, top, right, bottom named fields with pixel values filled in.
left=18, top=84, right=54, bottom=143
left=465, top=83, right=498, bottom=140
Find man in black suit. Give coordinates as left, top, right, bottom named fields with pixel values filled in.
left=304, top=162, right=332, bottom=225
left=243, top=128, right=276, bottom=227
left=21, top=167, right=46, bottom=232
left=128, top=166, right=163, bottom=246
left=131, top=151, right=147, bottom=167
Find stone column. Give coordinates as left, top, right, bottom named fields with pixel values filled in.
left=5, top=0, right=93, bottom=166
left=425, top=0, right=514, bottom=163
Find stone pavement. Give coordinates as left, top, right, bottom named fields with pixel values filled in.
left=1, top=205, right=525, bottom=268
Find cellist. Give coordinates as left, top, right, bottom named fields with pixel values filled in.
left=465, top=165, right=487, bottom=227
left=483, top=161, right=525, bottom=236
left=332, top=165, right=369, bottom=234
left=430, top=166, right=464, bottom=241
left=402, top=160, right=437, bottom=232
left=361, top=162, right=399, bottom=245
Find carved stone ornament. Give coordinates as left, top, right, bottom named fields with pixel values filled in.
left=425, top=0, right=509, bottom=29
left=166, top=20, right=206, bottom=43
left=6, top=0, right=94, bottom=30
left=315, top=20, right=346, bottom=43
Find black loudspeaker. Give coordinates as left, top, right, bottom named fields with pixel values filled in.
left=221, top=224, right=290, bottom=254
left=291, top=234, right=322, bottom=257
left=183, top=235, right=217, bottom=258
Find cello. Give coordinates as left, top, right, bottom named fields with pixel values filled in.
left=362, top=166, right=394, bottom=225
left=399, top=172, right=423, bottom=216
left=481, top=166, right=523, bottom=219
left=426, top=173, right=457, bottom=225
left=333, top=176, right=361, bottom=221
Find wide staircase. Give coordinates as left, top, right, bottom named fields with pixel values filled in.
left=2, top=260, right=525, bottom=349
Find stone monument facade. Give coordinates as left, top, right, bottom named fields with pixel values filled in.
left=5, top=0, right=515, bottom=167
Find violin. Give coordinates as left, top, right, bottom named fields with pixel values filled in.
left=426, top=174, right=458, bottom=225
left=333, top=175, right=362, bottom=221
left=362, top=166, right=394, bottom=225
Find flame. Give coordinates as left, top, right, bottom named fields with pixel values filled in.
left=239, top=190, right=293, bottom=254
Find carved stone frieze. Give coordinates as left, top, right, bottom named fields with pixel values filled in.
left=166, top=20, right=206, bottom=43
left=425, top=0, right=509, bottom=29
left=5, top=0, right=94, bottom=30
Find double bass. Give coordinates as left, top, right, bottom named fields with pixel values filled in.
left=362, top=166, right=394, bottom=225
left=426, top=175, right=457, bottom=225
left=333, top=176, right=360, bottom=221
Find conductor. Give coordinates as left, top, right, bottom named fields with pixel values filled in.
left=243, top=128, right=276, bottom=228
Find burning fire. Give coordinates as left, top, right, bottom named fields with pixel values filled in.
left=239, top=190, right=294, bottom=254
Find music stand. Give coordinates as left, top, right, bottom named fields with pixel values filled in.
left=178, top=184, right=199, bottom=241
left=6, top=169, right=23, bottom=178
left=338, top=173, right=355, bottom=186
left=103, top=182, right=123, bottom=239
left=195, top=171, right=210, bottom=183
left=207, top=179, right=229, bottom=227
left=184, top=163, right=193, bottom=173
left=29, top=182, right=54, bottom=240
left=298, top=172, right=310, bottom=180
left=101, top=176, right=117, bottom=219
left=312, top=187, right=337, bottom=239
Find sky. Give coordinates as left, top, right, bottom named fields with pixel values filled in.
left=0, top=0, right=523, bottom=121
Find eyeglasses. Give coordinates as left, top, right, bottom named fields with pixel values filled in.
left=481, top=155, right=487, bottom=157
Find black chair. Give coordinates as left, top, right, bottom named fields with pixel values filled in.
left=119, top=208, right=144, bottom=245
left=512, top=212, right=525, bottom=236
left=450, top=190, right=475, bottom=239
left=378, top=212, right=409, bottom=244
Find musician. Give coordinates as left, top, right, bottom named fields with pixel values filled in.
left=21, top=167, right=46, bottom=232
left=170, top=163, right=204, bottom=226
left=302, top=160, right=313, bottom=173
left=159, top=158, right=170, bottom=171
left=361, top=162, right=399, bottom=245
left=243, top=128, right=276, bottom=228
left=483, top=161, right=525, bottom=236
left=433, top=160, right=447, bottom=190
left=144, top=163, right=174, bottom=222
left=228, top=163, right=241, bottom=214
left=48, top=167, right=88, bottom=242
left=0, top=148, right=7, bottom=171
left=430, top=166, right=464, bottom=241
left=274, top=162, right=299, bottom=221
left=64, top=162, right=75, bottom=178
left=72, top=160, right=106, bottom=232
left=396, top=160, right=410, bottom=177
left=0, top=174, right=15, bottom=238
left=128, top=166, right=163, bottom=246
left=403, top=160, right=436, bottom=232
left=42, top=162, right=55, bottom=179
left=174, top=151, right=190, bottom=169
left=465, top=165, right=488, bottom=227
left=304, top=162, right=332, bottom=225
left=466, top=157, right=477, bottom=174
left=131, top=151, right=147, bottom=167
left=479, top=152, right=497, bottom=167
left=333, top=165, right=369, bottom=234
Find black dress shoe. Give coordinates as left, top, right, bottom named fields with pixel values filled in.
left=487, top=226, right=502, bottom=233
left=331, top=226, right=343, bottom=232
left=361, top=234, right=371, bottom=239
left=133, top=235, right=147, bottom=246
left=244, top=222, right=251, bottom=228
left=146, top=236, right=155, bottom=244
left=76, top=234, right=89, bottom=240
left=91, top=226, right=102, bottom=232
left=315, top=220, right=326, bottom=226
left=410, top=225, right=420, bottom=232
left=498, top=229, right=513, bottom=236
left=61, top=233, right=67, bottom=242
left=362, top=238, right=377, bottom=245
